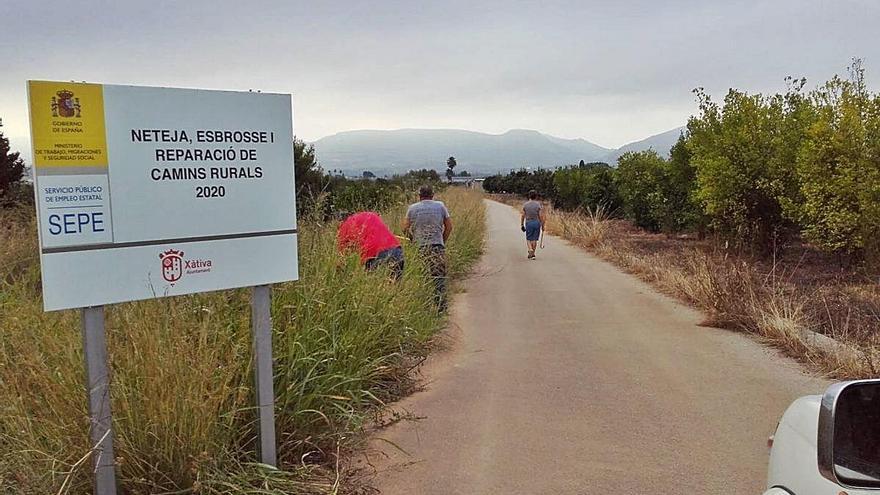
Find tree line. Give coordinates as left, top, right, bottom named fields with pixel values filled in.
left=294, top=138, right=445, bottom=218
left=484, top=61, right=880, bottom=260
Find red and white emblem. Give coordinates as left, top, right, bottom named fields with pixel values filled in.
left=159, top=249, right=185, bottom=284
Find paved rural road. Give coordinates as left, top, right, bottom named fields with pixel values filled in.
left=371, top=200, right=829, bottom=494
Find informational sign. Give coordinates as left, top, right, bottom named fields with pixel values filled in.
left=28, top=81, right=298, bottom=311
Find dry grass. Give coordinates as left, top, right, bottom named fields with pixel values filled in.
left=0, top=188, right=485, bottom=494
left=495, top=195, right=880, bottom=379
left=548, top=204, right=613, bottom=249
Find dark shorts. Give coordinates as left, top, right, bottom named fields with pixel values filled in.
left=525, top=220, right=542, bottom=241
left=365, top=246, right=404, bottom=281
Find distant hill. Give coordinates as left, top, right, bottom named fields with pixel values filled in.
left=601, top=127, right=686, bottom=165
left=312, top=127, right=684, bottom=176
left=312, top=129, right=611, bottom=176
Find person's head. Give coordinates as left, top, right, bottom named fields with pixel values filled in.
left=419, top=185, right=434, bottom=200
left=528, top=190, right=538, bottom=200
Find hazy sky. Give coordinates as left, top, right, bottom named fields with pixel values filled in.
left=2, top=0, right=878, bottom=158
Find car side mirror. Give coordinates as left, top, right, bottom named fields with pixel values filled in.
left=818, top=379, right=880, bottom=489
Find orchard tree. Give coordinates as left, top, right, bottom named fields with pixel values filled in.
left=795, top=60, right=880, bottom=257
left=687, top=86, right=811, bottom=250
left=616, top=150, right=667, bottom=231
left=657, top=133, right=702, bottom=233
left=553, top=163, right=620, bottom=211
left=293, top=137, right=331, bottom=216
left=583, top=167, right=621, bottom=212
left=482, top=174, right=501, bottom=193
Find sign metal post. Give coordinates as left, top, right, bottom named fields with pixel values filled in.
left=251, top=284, right=277, bottom=466
left=81, top=306, right=118, bottom=494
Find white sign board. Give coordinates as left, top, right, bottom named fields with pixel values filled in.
left=28, top=81, right=298, bottom=311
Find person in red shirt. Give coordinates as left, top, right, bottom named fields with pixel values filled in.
left=337, top=211, right=404, bottom=280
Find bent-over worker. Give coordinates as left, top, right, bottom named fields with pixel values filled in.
left=337, top=211, right=404, bottom=281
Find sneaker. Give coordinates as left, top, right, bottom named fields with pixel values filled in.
left=527, top=252, right=535, bottom=259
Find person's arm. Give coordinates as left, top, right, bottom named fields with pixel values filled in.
left=402, top=207, right=412, bottom=237
left=521, top=210, right=526, bottom=231
left=539, top=206, right=547, bottom=230
left=442, top=205, right=452, bottom=243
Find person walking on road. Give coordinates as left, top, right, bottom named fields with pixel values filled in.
left=403, top=185, right=453, bottom=311
left=337, top=211, right=405, bottom=281
left=521, top=189, right=545, bottom=260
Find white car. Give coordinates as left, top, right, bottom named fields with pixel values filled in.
left=766, top=379, right=880, bottom=494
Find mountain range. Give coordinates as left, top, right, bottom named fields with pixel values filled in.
left=312, top=126, right=686, bottom=176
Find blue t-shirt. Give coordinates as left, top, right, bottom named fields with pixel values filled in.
left=407, top=200, right=450, bottom=247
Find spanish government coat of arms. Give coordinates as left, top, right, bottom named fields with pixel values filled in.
left=51, top=90, right=81, bottom=118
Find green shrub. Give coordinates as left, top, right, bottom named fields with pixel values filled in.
left=483, top=168, right=556, bottom=198
left=553, top=163, right=621, bottom=212
left=330, top=179, right=404, bottom=213
left=795, top=62, right=880, bottom=258
left=687, top=84, right=812, bottom=250
left=615, top=150, right=667, bottom=231
left=658, top=134, right=703, bottom=233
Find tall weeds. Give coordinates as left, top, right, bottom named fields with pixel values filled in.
left=0, top=188, right=484, bottom=493
left=548, top=204, right=612, bottom=249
